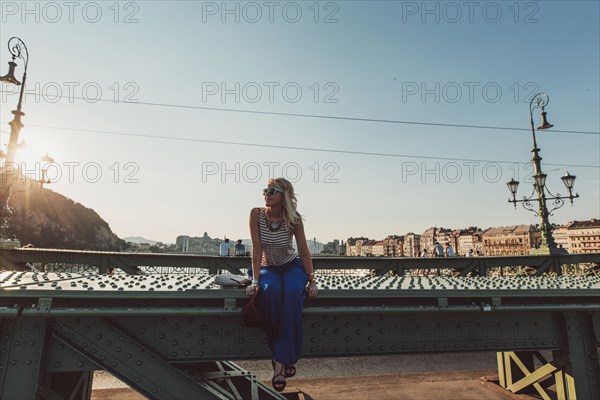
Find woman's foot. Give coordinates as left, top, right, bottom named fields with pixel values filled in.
left=271, top=360, right=286, bottom=392
left=284, top=364, right=296, bottom=378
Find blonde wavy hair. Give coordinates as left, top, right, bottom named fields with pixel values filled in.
left=268, top=177, right=302, bottom=228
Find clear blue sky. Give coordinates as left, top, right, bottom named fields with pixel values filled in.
left=1, top=1, right=599, bottom=244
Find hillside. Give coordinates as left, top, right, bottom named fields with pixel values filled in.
left=123, top=236, right=158, bottom=245
left=6, top=178, right=127, bottom=250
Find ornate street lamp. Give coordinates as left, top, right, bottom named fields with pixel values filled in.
left=0, top=37, right=29, bottom=248
left=506, top=92, right=579, bottom=255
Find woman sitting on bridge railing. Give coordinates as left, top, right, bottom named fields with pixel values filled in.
left=246, top=177, right=319, bottom=392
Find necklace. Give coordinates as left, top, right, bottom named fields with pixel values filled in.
left=265, top=210, right=282, bottom=229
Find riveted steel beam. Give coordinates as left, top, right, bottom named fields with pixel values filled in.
left=50, top=317, right=231, bottom=400
left=562, top=311, right=600, bottom=400
left=0, top=317, right=47, bottom=399
left=49, top=317, right=286, bottom=400
left=29, top=311, right=565, bottom=364
left=593, top=311, right=600, bottom=345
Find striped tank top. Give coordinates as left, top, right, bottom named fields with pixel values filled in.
left=258, top=208, right=297, bottom=266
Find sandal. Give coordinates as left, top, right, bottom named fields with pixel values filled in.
left=284, top=364, right=296, bottom=378
left=271, top=360, right=287, bottom=392
left=272, top=372, right=286, bottom=392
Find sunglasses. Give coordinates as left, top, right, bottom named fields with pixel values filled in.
left=263, top=187, right=284, bottom=196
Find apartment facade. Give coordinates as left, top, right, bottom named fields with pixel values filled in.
left=346, top=237, right=370, bottom=256
left=383, top=235, right=404, bottom=256
left=552, top=225, right=570, bottom=253
left=482, top=225, right=540, bottom=256
left=567, top=219, right=600, bottom=253
left=370, top=240, right=385, bottom=256
left=457, top=227, right=484, bottom=256
left=343, top=219, right=598, bottom=257
left=420, top=227, right=453, bottom=255
left=403, top=233, right=421, bottom=257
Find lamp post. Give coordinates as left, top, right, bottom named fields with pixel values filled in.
left=506, top=92, right=579, bottom=255
left=0, top=37, right=29, bottom=248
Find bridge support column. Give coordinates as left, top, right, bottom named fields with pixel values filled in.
left=562, top=311, right=600, bottom=400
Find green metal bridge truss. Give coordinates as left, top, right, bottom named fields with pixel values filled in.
left=1, top=250, right=599, bottom=400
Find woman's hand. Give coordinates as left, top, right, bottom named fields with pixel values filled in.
left=246, top=283, right=259, bottom=296
left=306, top=281, right=319, bottom=298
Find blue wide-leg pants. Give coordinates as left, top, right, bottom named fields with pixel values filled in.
left=257, top=258, right=308, bottom=365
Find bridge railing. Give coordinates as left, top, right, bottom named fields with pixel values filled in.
left=0, top=247, right=598, bottom=277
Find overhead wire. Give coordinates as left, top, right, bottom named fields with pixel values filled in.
left=1, top=93, right=599, bottom=168
left=25, top=124, right=600, bottom=169
left=0, top=91, right=598, bottom=136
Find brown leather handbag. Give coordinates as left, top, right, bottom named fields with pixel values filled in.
left=241, top=291, right=263, bottom=327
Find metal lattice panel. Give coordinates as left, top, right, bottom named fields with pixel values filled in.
left=2, top=271, right=599, bottom=295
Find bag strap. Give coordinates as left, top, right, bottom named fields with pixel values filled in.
left=256, top=207, right=262, bottom=242
left=255, top=208, right=262, bottom=267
